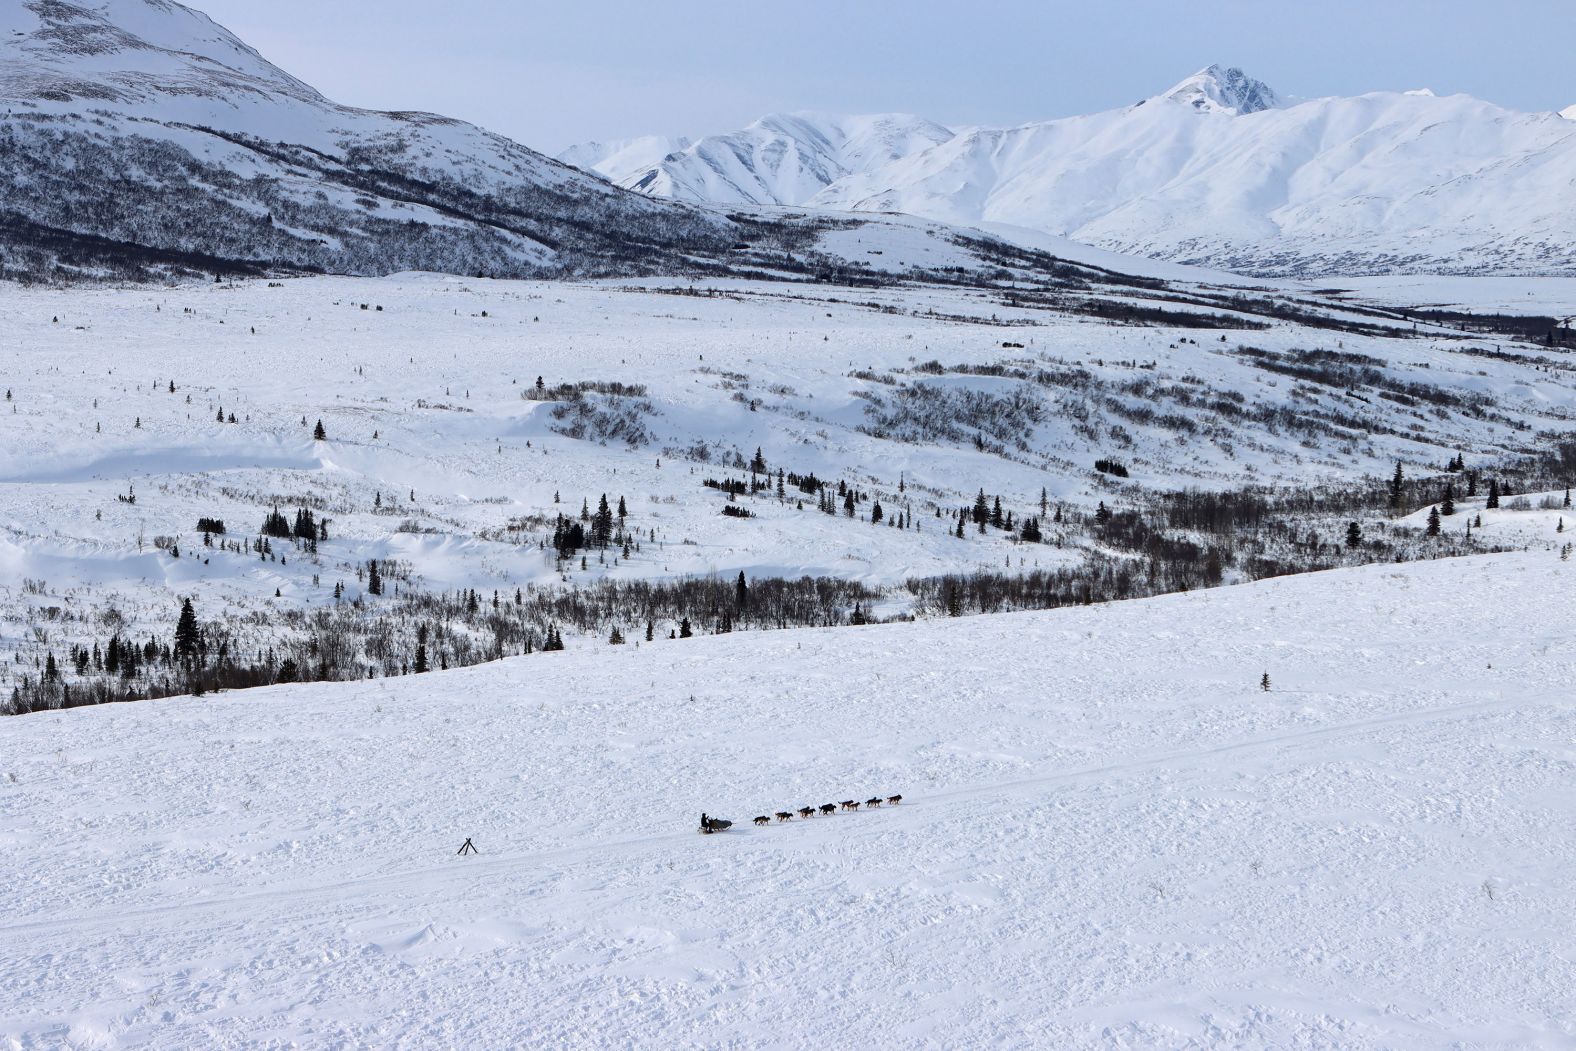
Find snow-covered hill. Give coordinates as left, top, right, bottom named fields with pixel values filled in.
left=570, top=65, right=1576, bottom=277
left=3, top=549, right=1573, bottom=1047
left=0, top=0, right=727, bottom=281
left=814, top=68, right=1576, bottom=277
left=561, top=112, right=955, bottom=206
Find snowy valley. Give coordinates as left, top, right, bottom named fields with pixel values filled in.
left=3, top=1, right=1576, bottom=1048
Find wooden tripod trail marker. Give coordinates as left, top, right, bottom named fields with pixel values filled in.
left=456, top=838, right=477, bottom=856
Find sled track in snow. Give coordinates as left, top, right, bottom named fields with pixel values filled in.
left=0, top=691, right=1528, bottom=946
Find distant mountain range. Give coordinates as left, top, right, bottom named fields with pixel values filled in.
left=564, top=65, right=1576, bottom=277
left=4, top=3, right=1573, bottom=282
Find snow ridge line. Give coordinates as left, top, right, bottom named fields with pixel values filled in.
left=0, top=691, right=1525, bottom=944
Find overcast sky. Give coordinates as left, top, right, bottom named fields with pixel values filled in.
left=188, top=1, right=1576, bottom=154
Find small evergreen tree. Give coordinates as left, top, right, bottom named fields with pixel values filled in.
left=313, top=419, right=327, bottom=441
left=1426, top=506, right=1441, bottom=536
left=367, top=559, right=383, bottom=596
left=1345, top=521, right=1362, bottom=548
left=172, top=598, right=201, bottom=664
left=1260, top=672, right=1271, bottom=693
left=1486, top=479, right=1500, bottom=509
left=678, top=617, right=693, bottom=639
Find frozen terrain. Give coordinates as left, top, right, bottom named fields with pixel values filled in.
left=2, top=549, right=1573, bottom=1047
left=4, top=268, right=1575, bottom=698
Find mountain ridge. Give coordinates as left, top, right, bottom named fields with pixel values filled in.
left=564, top=66, right=1576, bottom=276
left=0, top=0, right=743, bottom=281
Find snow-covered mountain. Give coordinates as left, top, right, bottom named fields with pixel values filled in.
left=814, top=68, right=1576, bottom=276
left=560, top=112, right=955, bottom=206
left=574, top=66, right=1576, bottom=277
left=0, top=0, right=743, bottom=280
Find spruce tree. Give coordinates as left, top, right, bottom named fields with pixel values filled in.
left=1486, top=479, right=1500, bottom=509
left=1260, top=672, right=1271, bottom=693
left=1441, top=483, right=1455, bottom=517
left=1389, top=462, right=1405, bottom=512
left=313, top=419, right=326, bottom=441
left=1345, top=521, right=1362, bottom=548
left=367, top=559, right=383, bottom=596
left=1426, top=506, right=1441, bottom=536
left=174, top=598, right=200, bottom=662
left=735, top=571, right=748, bottom=609
left=678, top=617, right=693, bottom=639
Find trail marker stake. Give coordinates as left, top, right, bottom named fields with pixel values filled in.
left=456, top=837, right=478, bottom=856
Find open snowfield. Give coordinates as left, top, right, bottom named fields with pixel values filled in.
left=1, top=550, right=1573, bottom=1048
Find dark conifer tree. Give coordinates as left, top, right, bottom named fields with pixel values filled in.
left=367, top=559, right=383, bottom=596
left=1486, top=479, right=1500, bottom=509
left=679, top=617, right=693, bottom=639
left=1345, top=521, right=1362, bottom=548
left=1441, top=483, right=1455, bottom=517
left=173, top=598, right=200, bottom=663
left=1426, top=506, right=1441, bottom=536
left=313, top=419, right=327, bottom=441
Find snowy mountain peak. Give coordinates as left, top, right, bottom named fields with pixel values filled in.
left=1562, top=103, right=1576, bottom=121
left=1161, top=64, right=1281, bottom=115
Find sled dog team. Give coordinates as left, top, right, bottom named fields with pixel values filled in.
left=753, top=795, right=902, bottom=825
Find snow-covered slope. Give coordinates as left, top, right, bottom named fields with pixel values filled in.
left=813, top=66, right=1576, bottom=276
left=4, top=549, right=1573, bottom=1046
left=575, top=65, right=1576, bottom=277
left=560, top=111, right=955, bottom=206
left=0, top=0, right=739, bottom=280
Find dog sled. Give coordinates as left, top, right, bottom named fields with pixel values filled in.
left=699, top=812, right=732, bottom=834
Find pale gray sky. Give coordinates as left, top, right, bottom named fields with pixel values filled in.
left=188, top=0, right=1576, bottom=153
